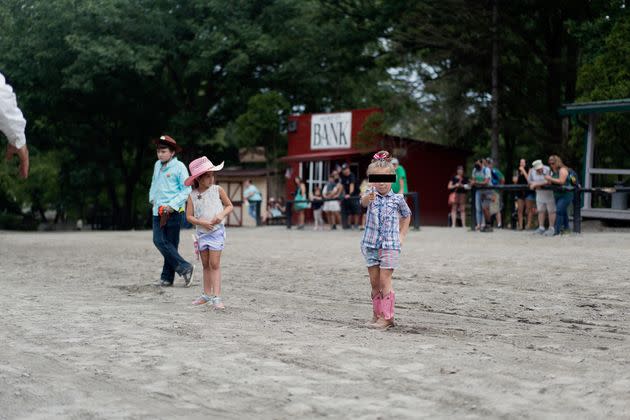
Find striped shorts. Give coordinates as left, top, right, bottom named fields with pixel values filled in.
left=361, top=247, right=400, bottom=269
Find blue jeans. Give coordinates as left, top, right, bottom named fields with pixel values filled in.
left=152, top=212, right=191, bottom=283
left=475, top=190, right=484, bottom=226
left=555, top=193, right=573, bottom=233
left=248, top=201, right=260, bottom=222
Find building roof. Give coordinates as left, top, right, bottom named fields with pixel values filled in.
left=382, top=134, right=472, bottom=154
left=279, top=134, right=470, bottom=162
left=279, top=149, right=372, bottom=162
left=216, top=167, right=276, bottom=177
left=559, top=99, right=630, bottom=116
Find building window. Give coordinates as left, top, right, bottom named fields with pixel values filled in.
left=300, top=161, right=330, bottom=197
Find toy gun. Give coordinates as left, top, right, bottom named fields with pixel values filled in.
left=191, top=234, right=199, bottom=260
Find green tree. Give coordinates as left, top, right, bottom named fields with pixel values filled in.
left=233, top=91, right=290, bottom=161
left=575, top=10, right=630, bottom=170
left=1, top=0, right=402, bottom=228
left=378, top=0, right=621, bottom=179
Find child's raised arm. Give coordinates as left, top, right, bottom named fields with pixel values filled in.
left=360, top=189, right=376, bottom=207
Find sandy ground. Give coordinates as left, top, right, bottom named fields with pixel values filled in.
left=1, top=226, right=629, bottom=419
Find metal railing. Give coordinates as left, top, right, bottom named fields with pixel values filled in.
left=284, top=192, right=421, bottom=230
left=470, top=184, right=630, bottom=234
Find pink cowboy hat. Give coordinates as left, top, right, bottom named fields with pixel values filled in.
left=184, top=156, right=225, bottom=186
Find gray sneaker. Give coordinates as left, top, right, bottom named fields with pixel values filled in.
left=212, top=296, right=225, bottom=310
left=182, top=266, right=195, bottom=287
left=534, top=227, right=545, bottom=235
left=544, top=227, right=556, bottom=237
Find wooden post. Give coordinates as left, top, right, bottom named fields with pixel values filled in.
left=583, top=114, right=597, bottom=210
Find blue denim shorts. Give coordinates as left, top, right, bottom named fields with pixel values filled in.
left=361, top=247, right=400, bottom=269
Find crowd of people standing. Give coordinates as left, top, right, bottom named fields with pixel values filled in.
left=284, top=159, right=408, bottom=231
left=447, top=155, right=576, bottom=236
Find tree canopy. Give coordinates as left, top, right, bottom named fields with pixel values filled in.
left=0, top=0, right=628, bottom=228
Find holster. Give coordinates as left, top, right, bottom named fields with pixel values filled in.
left=159, top=206, right=171, bottom=228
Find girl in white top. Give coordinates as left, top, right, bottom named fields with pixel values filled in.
left=185, top=156, right=233, bottom=309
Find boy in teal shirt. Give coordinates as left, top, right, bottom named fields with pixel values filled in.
left=149, top=135, right=194, bottom=287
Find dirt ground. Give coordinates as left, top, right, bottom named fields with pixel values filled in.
left=1, top=226, right=629, bottom=419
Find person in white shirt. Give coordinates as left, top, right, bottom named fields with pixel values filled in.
left=528, top=159, right=556, bottom=236
left=0, top=72, right=29, bottom=178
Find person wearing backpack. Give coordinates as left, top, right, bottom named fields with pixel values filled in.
left=545, top=155, right=574, bottom=234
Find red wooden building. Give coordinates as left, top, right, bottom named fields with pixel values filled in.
left=280, top=108, right=470, bottom=226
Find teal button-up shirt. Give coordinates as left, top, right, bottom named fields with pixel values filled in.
left=149, top=157, right=191, bottom=216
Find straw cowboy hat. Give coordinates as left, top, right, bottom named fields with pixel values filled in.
left=184, top=156, right=225, bottom=186
left=154, top=135, right=182, bottom=152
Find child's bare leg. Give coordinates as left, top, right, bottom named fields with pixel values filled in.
left=379, top=268, right=394, bottom=295
left=209, top=251, right=222, bottom=296
left=368, top=265, right=380, bottom=323
left=192, top=250, right=213, bottom=305
left=368, top=266, right=380, bottom=296
left=208, top=251, right=224, bottom=309
left=200, top=250, right=212, bottom=296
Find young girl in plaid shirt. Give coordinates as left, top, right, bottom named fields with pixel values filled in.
left=360, top=151, right=411, bottom=329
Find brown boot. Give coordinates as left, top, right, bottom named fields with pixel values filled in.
left=374, top=317, right=395, bottom=330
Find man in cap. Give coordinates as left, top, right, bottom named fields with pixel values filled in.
left=528, top=159, right=556, bottom=236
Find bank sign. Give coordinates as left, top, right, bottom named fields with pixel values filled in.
left=310, top=112, right=352, bottom=150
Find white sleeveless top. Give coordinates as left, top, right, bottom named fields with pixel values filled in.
left=191, top=185, right=225, bottom=234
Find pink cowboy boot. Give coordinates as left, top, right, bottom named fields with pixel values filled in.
left=376, top=290, right=395, bottom=329
left=368, top=292, right=382, bottom=325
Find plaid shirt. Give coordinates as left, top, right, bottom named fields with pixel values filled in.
left=361, top=190, right=411, bottom=250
